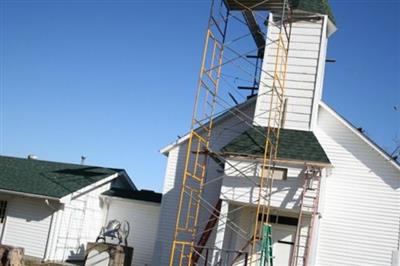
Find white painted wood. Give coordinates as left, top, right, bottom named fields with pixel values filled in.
left=104, top=197, right=160, bottom=266
left=221, top=160, right=314, bottom=212
left=272, top=224, right=296, bottom=266
left=1, top=196, right=53, bottom=258
left=310, top=16, right=328, bottom=130
left=254, top=15, right=328, bottom=131
left=314, top=104, right=400, bottom=266
left=85, top=249, right=110, bottom=266
left=212, top=200, right=228, bottom=264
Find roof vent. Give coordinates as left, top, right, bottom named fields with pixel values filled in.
left=27, top=154, right=38, bottom=160
left=81, top=156, right=86, bottom=165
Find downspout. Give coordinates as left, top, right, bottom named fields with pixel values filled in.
left=102, top=196, right=111, bottom=226
left=43, top=199, right=59, bottom=261
left=0, top=202, right=8, bottom=243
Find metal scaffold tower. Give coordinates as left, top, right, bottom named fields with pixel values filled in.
left=167, top=0, right=318, bottom=265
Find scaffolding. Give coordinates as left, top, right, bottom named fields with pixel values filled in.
left=169, top=0, right=322, bottom=265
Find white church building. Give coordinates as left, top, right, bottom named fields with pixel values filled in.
left=153, top=1, right=400, bottom=265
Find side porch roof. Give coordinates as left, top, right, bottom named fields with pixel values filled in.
left=0, top=155, right=132, bottom=201
left=221, top=126, right=331, bottom=165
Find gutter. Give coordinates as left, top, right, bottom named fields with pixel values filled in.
left=0, top=189, right=60, bottom=202
left=224, top=154, right=332, bottom=169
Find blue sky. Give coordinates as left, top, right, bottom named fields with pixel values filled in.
left=1, top=0, right=399, bottom=192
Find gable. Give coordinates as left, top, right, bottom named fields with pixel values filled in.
left=318, top=102, right=400, bottom=171
left=160, top=97, right=257, bottom=155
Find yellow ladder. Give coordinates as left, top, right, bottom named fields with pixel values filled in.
left=168, top=1, right=229, bottom=265
left=250, top=2, right=292, bottom=265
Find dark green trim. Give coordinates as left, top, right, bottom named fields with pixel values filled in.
left=102, top=188, right=162, bottom=203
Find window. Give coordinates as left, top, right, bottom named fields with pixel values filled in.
left=261, top=166, right=288, bottom=180
left=0, top=200, right=7, bottom=223
left=258, top=213, right=298, bottom=226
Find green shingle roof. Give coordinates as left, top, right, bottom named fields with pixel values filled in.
left=221, top=127, right=330, bottom=164
left=224, top=0, right=335, bottom=25
left=0, top=156, right=122, bottom=199
left=102, top=188, right=162, bottom=203
left=292, top=0, right=336, bottom=25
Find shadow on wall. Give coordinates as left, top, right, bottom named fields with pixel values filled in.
left=221, top=167, right=307, bottom=211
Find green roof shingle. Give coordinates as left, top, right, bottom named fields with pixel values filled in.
left=224, top=0, right=336, bottom=25
left=221, top=127, right=330, bottom=164
left=0, top=156, right=121, bottom=199
left=292, top=0, right=336, bottom=25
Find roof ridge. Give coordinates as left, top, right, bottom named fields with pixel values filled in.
left=0, top=155, right=124, bottom=171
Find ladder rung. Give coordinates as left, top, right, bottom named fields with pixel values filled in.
left=177, top=227, right=194, bottom=232
left=192, top=131, right=207, bottom=144
left=185, top=171, right=202, bottom=182
left=204, top=71, right=217, bottom=86
left=193, top=119, right=210, bottom=133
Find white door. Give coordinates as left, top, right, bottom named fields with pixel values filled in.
left=271, top=224, right=296, bottom=266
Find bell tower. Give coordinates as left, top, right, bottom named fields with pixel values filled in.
left=254, top=5, right=336, bottom=131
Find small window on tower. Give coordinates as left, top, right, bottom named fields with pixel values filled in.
left=261, top=166, right=288, bottom=180
left=0, top=200, right=7, bottom=224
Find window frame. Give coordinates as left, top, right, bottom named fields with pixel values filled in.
left=261, top=166, right=288, bottom=181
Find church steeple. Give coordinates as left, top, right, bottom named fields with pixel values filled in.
left=253, top=1, right=336, bottom=130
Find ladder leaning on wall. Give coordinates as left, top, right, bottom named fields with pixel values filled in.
left=290, top=166, right=323, bottom=266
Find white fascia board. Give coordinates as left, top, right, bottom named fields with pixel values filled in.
left=0, top=189, right=60, bottom=202
left=59, top=172, right=119, bottom=204
left=159, top=133, right=190, bottom=156
left=326, top=18, right=337, bottom=37
left=101, top=194, right=161, bottom=206
left=319, top=101, right=400, bottom=171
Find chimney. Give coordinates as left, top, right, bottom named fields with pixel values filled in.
left=81, top=156, right=86, bottom=165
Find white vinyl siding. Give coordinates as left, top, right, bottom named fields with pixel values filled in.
left=315, top=105, right=400, bottom=266
left=254, top=15, right=328, bottom=131
left=47, top=182, right=112, bottom=261
left=1, top=197, right=53, bottom=258
left=105, top=198, right=160, bottom=266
